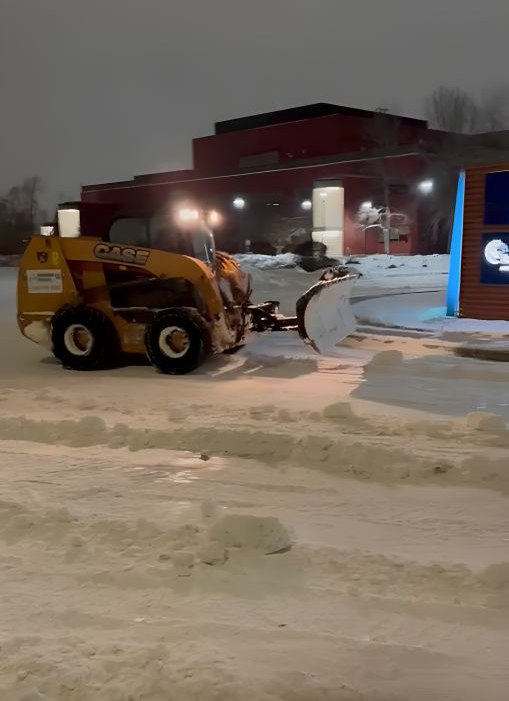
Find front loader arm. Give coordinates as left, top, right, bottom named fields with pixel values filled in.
left=247, top=267, right=358, bottom=353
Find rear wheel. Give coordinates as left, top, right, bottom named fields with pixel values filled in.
left=51, top=307, right=117, bottom=370
left=145, top=309, right=209, bottom=374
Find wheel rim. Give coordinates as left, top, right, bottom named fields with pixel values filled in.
left=63, top=324, right=94, bottom=356
left=158, top=326, right=191, bottom=359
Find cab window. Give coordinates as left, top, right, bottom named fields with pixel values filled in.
left=109, top=218, right=149, bottom=247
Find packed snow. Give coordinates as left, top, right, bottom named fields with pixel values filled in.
left=354, top=290, right=509, bottom=342
left=234, top=252, right=302, bottom=269
left=234, top=252, right=449, bottom=278
left=0, top=259, right=508, bottom=701
left=348, top=253, right=449, bottom=278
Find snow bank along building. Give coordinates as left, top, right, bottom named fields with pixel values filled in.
left=81, top=103, right=445, bottom=257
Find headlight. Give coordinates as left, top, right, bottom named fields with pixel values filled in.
left=177, top=208, right=199, bottom=223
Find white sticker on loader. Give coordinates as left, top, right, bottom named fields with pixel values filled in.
left=27, top=269, right=63, bottom=293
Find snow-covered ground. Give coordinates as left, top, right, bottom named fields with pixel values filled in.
left=1, top=262, right=508, bottom=701
left=355, top=290, right=509, bottom=340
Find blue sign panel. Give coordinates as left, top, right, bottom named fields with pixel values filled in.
left=446, top=170, right=465, bottom=315
left=481, top=233, right=509, bottom=283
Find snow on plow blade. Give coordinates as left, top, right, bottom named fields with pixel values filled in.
left=296, top=272, right=357, bottom=353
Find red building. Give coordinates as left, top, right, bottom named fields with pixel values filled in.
left=82, top=103, right=442, bottom=256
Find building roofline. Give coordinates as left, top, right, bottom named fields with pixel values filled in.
left=214, top=102, right=427, bottom=135
left=82, top=146, right=427, bottom=195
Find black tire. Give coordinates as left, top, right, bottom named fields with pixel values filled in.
left=145, top=309, right=209, bottom=375
left=51, top=306, right=117, bottom=371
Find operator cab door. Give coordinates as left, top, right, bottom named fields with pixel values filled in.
left=103, top=216, right=205, bottom=312
left=102, top=217, right=154, bottom=308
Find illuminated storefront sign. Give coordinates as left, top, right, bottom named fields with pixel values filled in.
left=481, top=233, right=509, bottom=283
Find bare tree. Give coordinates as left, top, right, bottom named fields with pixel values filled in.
left=478, top=88, right=509, bottom=132
left=0, top=176, right=43, bottom=254
left=425, top=86, right=509, bottom=134
left=421, top=87, right=509, bottom=251
left=21, top=176, right=43, bottom=229
left=426, top=87, right=481, bottom=133
left=422, top=133, right=509, bottom=252
left=363, top=113, right=404, bottom=254
left=357, top=203, right=410, bottom=252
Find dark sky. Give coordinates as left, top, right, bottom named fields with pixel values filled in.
left=1, top=0, right=509, bottom=209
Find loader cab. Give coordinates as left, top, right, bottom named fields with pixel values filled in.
left=51, top=202, right=217, bottom=270
left=107, top=214, right=216, bottom=270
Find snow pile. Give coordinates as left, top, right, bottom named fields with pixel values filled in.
left=349, top=253, right=449, bottom=278
left=365, top=350, right=404, bottom=370
left=234, top=252, right=450, bottom=276
left=303, top=546, right=507, bottom=608
left=466, top=411, right=506, bottom=433
left=2, top=406, right=509, bottom=491
left=208, top=514, right=291, bottom=554
left=322, top=401, right=357, bottom=421
left=234, top=252, right=301, bottom=270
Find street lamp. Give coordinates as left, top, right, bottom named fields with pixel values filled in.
left=418, top=180, right=434, bottom=195
left=233, top=197, right=246, bottom=210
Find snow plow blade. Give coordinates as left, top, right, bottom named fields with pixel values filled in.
left=296, top=271, right=357, bottom=353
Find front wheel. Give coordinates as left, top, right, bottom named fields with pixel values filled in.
left=145, top=309, right=209, bottom=374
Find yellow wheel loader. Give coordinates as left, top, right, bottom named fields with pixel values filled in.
left=17, top=202, right=356, bottom=374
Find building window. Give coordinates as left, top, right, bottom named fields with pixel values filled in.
left=484, top=171, right=509, bottom=225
